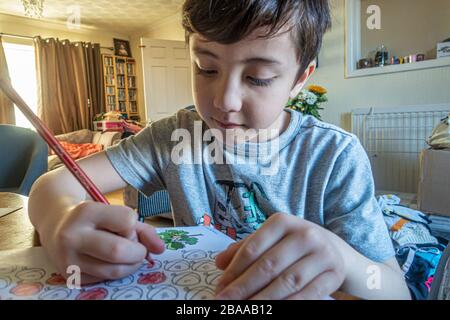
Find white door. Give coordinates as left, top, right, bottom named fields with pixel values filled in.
left=140, top=38, right=194, bottom=122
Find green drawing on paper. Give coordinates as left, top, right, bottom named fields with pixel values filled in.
left=158, top=230, right=202, bottom=250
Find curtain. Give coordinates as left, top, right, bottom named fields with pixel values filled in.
left=0, top=36, right=16, bottom=125
left=85, top=43, right=104, bottom=124
left=34, top=37, right=104, bottom=134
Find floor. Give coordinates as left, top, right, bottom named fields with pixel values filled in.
left=104, top=189, right=125, bottom=206
left=105, top=189, right=173, bottom=228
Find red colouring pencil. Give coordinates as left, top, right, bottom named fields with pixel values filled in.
left=0, top=78, right=109, bottom=204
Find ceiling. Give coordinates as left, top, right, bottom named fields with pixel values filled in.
left=0, top=0, right=185, bottom=36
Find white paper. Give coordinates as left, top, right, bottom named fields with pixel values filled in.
left=0, top=226, right=235, bottom=300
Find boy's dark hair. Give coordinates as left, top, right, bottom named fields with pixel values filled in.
left=182, top=0, right=331, bottom=77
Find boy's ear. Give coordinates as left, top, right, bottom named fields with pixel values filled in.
left=289, top=60, right=317, bottom=99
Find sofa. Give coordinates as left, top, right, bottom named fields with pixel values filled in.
left=48, top=129, right=122, bottom=171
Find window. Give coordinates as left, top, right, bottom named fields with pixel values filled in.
left=3, top=42, right=38, bottom=129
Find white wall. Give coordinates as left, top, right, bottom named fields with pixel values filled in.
left=130, top=13, right=186, bottom=121
left=0, top=13, right=129, bottom=51
left=0, top=11, right=188, bottom=123
left=310, top=0, right=450, bottom=131
left=141, top=1, right=450, bottom=130
left=360, top=0, right=450, bottom=60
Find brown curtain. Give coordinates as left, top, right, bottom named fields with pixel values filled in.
left=34, top=37, right=104, bottom=134
left=85, top=43, right=104, bottom=124
left=0, top=36, right=16, bottom=125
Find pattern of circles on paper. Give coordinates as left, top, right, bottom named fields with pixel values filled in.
left=38, top=288, right=71, bottom=300
left=0, top=276, right=11, bottom=289
left=138, top=272, right=166, bottom=285
left=192, top=260, right=216, bottom=273
left=15, top=268, right=46, bottom=281
left=164, top=259, right=190, bottom=272
left=10, top=282, right=43, bottom=297
left=172, top=272, right=202, bottom=287
left=185, top=286, right=215, bottom=300
left=46, top=274, right=67, bottom=286
left=76, top=287, right=108, bottom=300
left=208, top=251, right=220, bottom=260
left=182, top=250, right=207, bottom=260
left=111, top=286, right=143, bottom=300
left=105, top=275, right=134, bottom=287
left=147, top=284, right=179, bottom=300
left=139, top=259, right=162, bottom=272
left=205, top=271, right=222, bottom=286
left=0, top=265, right=16, bottom=275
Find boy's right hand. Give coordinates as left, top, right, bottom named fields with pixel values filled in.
left=40, top=201, right=165, bottom=284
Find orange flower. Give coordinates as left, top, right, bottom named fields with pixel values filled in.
left=308, top=85, right=327, bottom=95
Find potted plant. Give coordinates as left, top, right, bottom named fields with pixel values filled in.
left=286, top=85, right=328, bottom=120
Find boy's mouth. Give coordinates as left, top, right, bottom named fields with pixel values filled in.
left=213, top=118, right=244, bottom=130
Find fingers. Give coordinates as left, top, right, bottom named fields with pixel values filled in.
left=215, top=233, right=316, bottom=299
left=75, top=254, right=142, bottom=280
left=215, top=241, right=245, bottom=270
left=92, top=204, right=139, bottom=239
left=217, top=214, right=298, bottom=291
left=286, top=270, right=344, bottom=300
left=79, top=229, right=147, bottom=264
left=135, top=221, right=165, bottom=254
left=248, top=252, right=332, bottom=300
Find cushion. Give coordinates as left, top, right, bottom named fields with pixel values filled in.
left=55, top=141, right=103, bottom=160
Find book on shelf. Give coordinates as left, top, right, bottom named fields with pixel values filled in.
left=128, top=76, right=136, bottom=88
left=127, top=63, right=135, bottom=76
left=104, top=56, right=113, bottom=66
left=128, top=89, right=136, bottom=101
left=117, top=76, right=125, bottom=88
left=102, top=55, right=139, bottom=119
left=130, top=101, right=138, bottom=113
left=106, top=86, right=115, bottom=95
left=119, top=101, right=127, bottom=112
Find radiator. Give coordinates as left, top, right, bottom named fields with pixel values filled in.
left=351, top=105, right=449, bottom=194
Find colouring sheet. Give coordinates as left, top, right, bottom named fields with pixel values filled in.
left=0, top=226, right=235, bottom=300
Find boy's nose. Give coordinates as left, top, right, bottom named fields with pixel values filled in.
left=213, top=78, right=243, bottom=113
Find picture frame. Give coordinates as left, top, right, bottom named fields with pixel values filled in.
left=113, top=38, right=132, bottom=57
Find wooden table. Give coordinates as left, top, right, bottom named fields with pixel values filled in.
left=0, top=192, right=40, bottom=250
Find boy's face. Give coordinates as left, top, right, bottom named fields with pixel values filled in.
left=189, top=28, right=314, bottom=139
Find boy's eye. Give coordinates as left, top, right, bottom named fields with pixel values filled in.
left=247, top=76, right=274, bottom=87
left=195, top=65, right=217, bottom=76
left=195, top=63, right=274, bottom=87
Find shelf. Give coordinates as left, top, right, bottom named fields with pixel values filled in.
left=102, top=54, right=139, bottom=120
left=347, top=56, right=450, bottom=78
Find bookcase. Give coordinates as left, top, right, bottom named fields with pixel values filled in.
left=102, top=54, right=140, bottom=121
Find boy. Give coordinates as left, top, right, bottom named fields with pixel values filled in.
left=28, top=0, right=410, bottom=300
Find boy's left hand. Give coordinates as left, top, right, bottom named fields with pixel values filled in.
left=215, top=213, right=346, bottom=300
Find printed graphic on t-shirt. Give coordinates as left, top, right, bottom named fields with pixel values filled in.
left=211, top=180, right=268, bottom=240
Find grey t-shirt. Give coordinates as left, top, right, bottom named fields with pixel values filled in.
left=106, top=108, right=395, bottom=262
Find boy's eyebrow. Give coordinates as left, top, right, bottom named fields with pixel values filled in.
left=193, top=46, right=282, bottom=65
